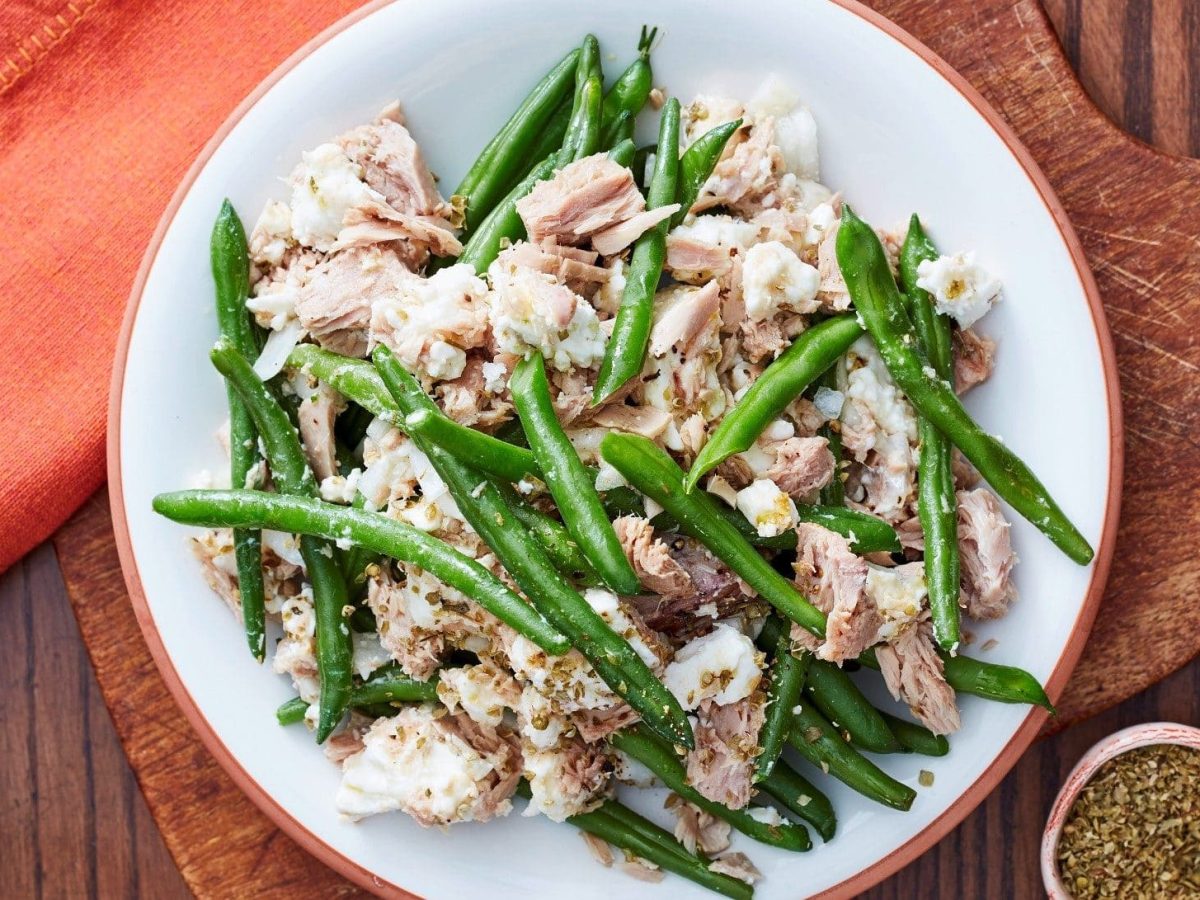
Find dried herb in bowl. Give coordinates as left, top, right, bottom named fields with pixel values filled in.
left=1056, top=744, right=1200, bottom=898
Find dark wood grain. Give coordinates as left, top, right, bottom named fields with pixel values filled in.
left=2, top=1, right=1198, bottom=898
left=1042, top=0, right=1200, bottom=157
left=0, top=542, right=189, bottom=900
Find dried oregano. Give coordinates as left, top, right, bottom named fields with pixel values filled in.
left=1056, top=744, right=1200, bottom=898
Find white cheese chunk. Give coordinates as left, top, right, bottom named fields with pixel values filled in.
left=915, top=252, right=1002, bottom=328
left=335, top=706, right=510, bottom=824
left=289, top=143, right=377, bottom=251
left=664, top=625, right=763, bottom=709
left=741, top=241, right=820, bottom=321
left=736, top=479, right=799, bottom=538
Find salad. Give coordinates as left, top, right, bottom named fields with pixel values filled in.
left=153, top=28, right=1092, bottom=898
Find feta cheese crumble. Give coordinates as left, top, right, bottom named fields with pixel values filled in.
left=289, top=143, right=378, bottom=251
left=741, top=241, right=820, bottom=321
left=736, top=478, right=799, bottom=537
left=915, top=252, right=1002, bottom=328
left=664, top=625, right=763, bottom=709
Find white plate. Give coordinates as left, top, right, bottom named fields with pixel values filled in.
left=110, top=0, right=1121, bottom=896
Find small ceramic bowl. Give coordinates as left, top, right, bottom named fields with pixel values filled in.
left=1041, top=721, right=1200, bottom=897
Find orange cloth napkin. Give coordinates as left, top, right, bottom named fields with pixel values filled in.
left=0, top=0, right=371, bottom=572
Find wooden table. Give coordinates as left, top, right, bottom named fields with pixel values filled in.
left=3, top=1, right=1199, bottom=897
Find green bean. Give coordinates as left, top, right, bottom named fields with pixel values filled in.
left=816, top=365, right=845, bottom=507
left=754, top=615, right=809, bottom=782
left=880, top=711, right=950, bottom=757
left=211, top=201, right=266, bottom=662
left=492, top=479, right=600, bottom=585
left=788, top=703, right=916, bottom=811
left=804, top=658, right=902, bottom=754
left=607, top=130, right=636, bottom=164
left=210, top=344, right=351, bottom=742
left=599, top=26, right=656, bottom=144
left=372, top=346, right=693, bottom=748
left=556, top=36, right=603, bottom=166
left=758, top=759, right=837, bottom=842
left=403, top=402, right=632, bottom=528
left=522, top=96, right=572, bottom=169
left=288, top=344, right=394, bottom=418
left=574, top=812, right=752, bottom=900
left=602, top=433, right=826, bottom=636
left=457, top=155, right=557, bottom=274
left=457, top=37, right=604, bottom=267
left=511, top=354, right=640, bottom=595
left=404, top=408, right=541, bottom=484
left=610, top=726, right=811, bottom=851
left=453, top=48, right=580, bottom=236
left=652, top=501, right=900, bottom=555
left=275, top=696, right=310, bottom=726
left=493, top=416, right=530, bottom=448
left=836, top=205, right=1093, bottom=564
left=275, top=674, right=439, bottom=726
left=601, top=485, right=646, bottom=519
left=632, top=143, right=655, bottom=192
left=353, top=673, right=440, bottom=707
left=594, top=799, right=700, bottom=866
left=685, top=315, right=863, bottom=491
left=288, top=345, right=634, bottom=522
left=671, top=118, right=741, bottom=227
left=858, top=647, right=1054, bottom=711
left=339, top=492, right=380, bottom=599
left=564, top=74, right=603, bottom=164
left=899, top=214, right=961, bottom=650
left=153, top=488, right=568, bottom=655
left=593, top=97, right=680, bottom=404
left=519, top=785, right=752, bottom=900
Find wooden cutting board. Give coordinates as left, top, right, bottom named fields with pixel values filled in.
left=54, top=0, right=1200, bottom=896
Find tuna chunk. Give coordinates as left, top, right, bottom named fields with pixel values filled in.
left=953, top=327, right=996, bottom=395
left=694, top=119, right=782, bottom=216
left=295, top=378, right=345, bottom=481
left=666, top=232, right=736, bottom=281
left=764, top=436, right=835, bottom=499
left=816, top=220, right=851, bottom=311
left=516, top=153, right=646, bottom=247
left=629, top=540, right=753, bottom=642
left=338, top=108, right=445, bottom=219
left=649, top=280, right=721, bottom=358
left=295, top=246, right=410, bottom=358
left=957, top=488, right=1018, bottom=620
left=591, top=204, right=680, bottom=256
left=369, top=262, right=491, bottom=381
left=572, top=704, right=641, bottom=744
left=669, top=797, right=732, bottom=855
left=496, top=239, right=610, bottom=296
left=366, top=566, right=445, bottom=680
left=613, top=516, right=694, bottom=598
left=685, top=696, right=764, bottom=809
left=190, top=529, right=241, bottom=618
left=739, top=318, right=787, bottom=362
left=875, top=622, right=960, bottom=735
left=792, top=523, right=880, bottom=663
left=588, top=405, right=672, bottom=440
left=522, top=735, right=612, bottom=821
left=435, top=355, right=512, bottom=429
left=331, top=203, right=462, bottom=265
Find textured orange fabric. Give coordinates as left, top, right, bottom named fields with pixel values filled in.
left=0, top=0, right=369, bottom=572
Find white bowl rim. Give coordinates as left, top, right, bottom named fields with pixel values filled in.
left=106, top=0, right=1125, bottom=896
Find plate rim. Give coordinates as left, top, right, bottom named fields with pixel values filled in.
left=106, top=1, right=1124, bottom=896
